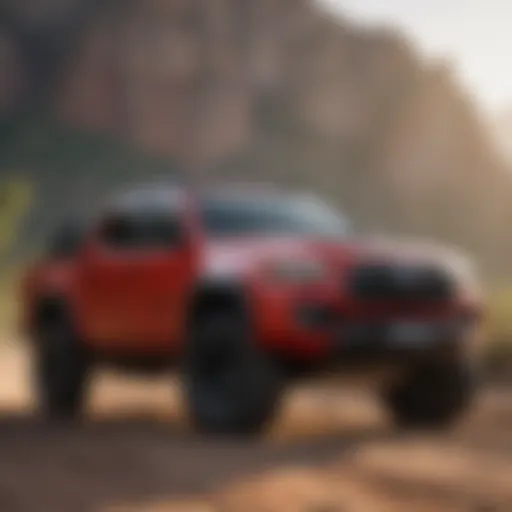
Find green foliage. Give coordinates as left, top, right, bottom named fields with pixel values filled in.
left=0, top=116, right=181, bottom=257
left=1, top=117, right=179, bottom=180
left=0, top=265, right=21, bottom=339
left=0, top=179, right=33, bottom=257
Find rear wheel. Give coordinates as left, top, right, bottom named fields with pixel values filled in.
left=184, top=306, right=283, bottom=436
left=34, top=305, right=90, bottom=420
left=384, top=357, right=477, bottom=429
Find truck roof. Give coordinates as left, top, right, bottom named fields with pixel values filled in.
left=105, top=182, right=187, bottom=213
left=103, top=180, right=326, bottom=216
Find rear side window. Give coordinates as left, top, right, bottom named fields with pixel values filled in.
left=99, top=209, right=184, bottom=250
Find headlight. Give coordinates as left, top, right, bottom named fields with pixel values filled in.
left=267, top=259, right=329, bottom=284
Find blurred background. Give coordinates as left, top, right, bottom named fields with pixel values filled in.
left=0, top=2, right=512, bottom=511
left=2, top=0, right=512, bottom=348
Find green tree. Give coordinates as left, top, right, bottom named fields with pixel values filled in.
left=0, top=178, right=33, bottom=259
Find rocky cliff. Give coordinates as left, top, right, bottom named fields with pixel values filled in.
left=1, top=0, right=510, bottom=274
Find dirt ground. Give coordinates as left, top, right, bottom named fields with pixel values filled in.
left=0, top=344, right=511, bottom=512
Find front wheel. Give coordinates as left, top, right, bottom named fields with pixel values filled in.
left=184, top=306, right=283, bottom=437
left=383, top=357, right=477, bottom=430
left=34, top=308, right=91, bottom=421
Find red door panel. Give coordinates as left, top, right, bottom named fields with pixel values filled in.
left=77, top=205, right=195, bottom=353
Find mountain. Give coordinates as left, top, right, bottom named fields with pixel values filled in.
left=0, top=0, right=511, bottom=275
left=491, top=109, right=512, bottom=163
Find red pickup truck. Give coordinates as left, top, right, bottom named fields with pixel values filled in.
left=21, top=182, right=484, bottom=435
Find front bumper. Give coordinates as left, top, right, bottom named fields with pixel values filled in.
left=334, top=318, right=468, bottom=360
left=255, top=284, right=481, bottom=362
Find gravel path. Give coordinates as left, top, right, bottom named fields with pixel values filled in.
left=0, top=345, right=510, bottom=512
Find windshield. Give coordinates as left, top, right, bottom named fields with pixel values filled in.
left=200, top=194, right=351, bottom=238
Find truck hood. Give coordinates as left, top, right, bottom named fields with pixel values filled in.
left=200, top=234, right=473, bottom=280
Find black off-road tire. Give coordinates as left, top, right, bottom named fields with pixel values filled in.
left=184, top=305, right=283, bottom=437
left=34, top=306, right=90, bottom=421
left=384, top=357, right=477, bottom=430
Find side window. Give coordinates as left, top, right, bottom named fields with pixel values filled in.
left=99, top=209, right=184, bottom=250
left=99, top=214, right=137, bottom=249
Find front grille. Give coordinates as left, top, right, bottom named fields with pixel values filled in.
left=349, top=263, right=454, bottom=302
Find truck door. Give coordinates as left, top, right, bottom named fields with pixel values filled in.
left=79, top=202, right=195, bottom=352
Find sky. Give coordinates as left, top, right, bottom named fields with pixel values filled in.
left=320, top=0, right=512, bottom=114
